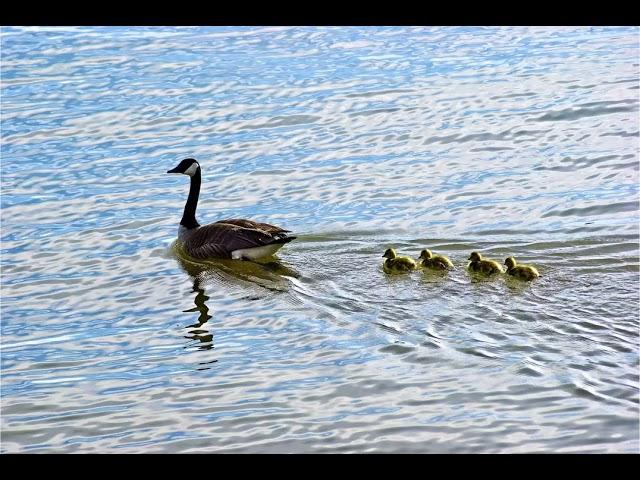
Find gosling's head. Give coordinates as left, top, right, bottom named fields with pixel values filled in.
left=468, top=251, right=482, bottom=262
left=382, top=248, right=397, bottom=259
left=504, top=257, right=517, bottom=269
left=419, top=249, right=433, bottom=260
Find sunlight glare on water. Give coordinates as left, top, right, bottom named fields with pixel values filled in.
left=1, top=26, right=639, bottom=453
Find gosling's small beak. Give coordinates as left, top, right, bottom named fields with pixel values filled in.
left=167, top=167, right=180, bottom=174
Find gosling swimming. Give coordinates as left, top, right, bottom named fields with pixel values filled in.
left=382, top=248, right=417, bottom=273
left=468, top=251, right=503, bottom=274
left=418, top=249, right=454, bottom=271
left=504, top=257, right=539, bottom=280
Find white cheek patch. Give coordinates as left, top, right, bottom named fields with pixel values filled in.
left=184, top=163, right=199, bottom=176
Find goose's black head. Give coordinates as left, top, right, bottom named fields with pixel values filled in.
left=167, top=158, right=200, bottom=176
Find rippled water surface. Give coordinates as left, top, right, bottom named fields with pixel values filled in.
left=1, top=26, right=639, bottom=453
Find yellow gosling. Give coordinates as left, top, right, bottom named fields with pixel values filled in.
left=382, top=248, right=417, bottom=273
left=468, top=251, right=503, bottom=274
left=418, top=249, right=454, bottom=271
left=504, top=257, right=540, bottom=281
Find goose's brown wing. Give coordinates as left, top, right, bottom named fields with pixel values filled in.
left=213, top=218, right=291, bottom=234
left=184, top=223, right=286, bottom=259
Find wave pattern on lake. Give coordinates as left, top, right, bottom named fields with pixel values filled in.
left=1, top=26, right=639, bottom=453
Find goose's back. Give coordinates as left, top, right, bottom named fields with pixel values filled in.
left=182, top=222, right=287, bottom=259
left=214, top=218, right=291, bottom=234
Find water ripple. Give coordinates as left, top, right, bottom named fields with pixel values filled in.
left=1, top=26, right=638, bottom=453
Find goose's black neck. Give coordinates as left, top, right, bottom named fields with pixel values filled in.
left=180, top=168, right=201, bottom=229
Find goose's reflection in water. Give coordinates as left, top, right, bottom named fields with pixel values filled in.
left=171, top=241, right=300, bottom=357
left=172, top=240, right=300, bottom=289
left=183, top=284, right=214, bottom=351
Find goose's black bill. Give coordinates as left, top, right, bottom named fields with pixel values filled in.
left=167, top=166, right=181, bottom=174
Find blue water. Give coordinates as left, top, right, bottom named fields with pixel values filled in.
left=1, top=26, right=639, bottom=453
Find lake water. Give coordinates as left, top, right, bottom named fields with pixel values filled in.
left=1, top=26, right=639, bottom=453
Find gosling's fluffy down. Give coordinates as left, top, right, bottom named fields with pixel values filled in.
left=504, top=257, right=539, bottom=280
left=382, top=248, right=417, bottom=273
left=468, top=251, right=503, bottom=274
left=418, top=249, right=454, bottom=270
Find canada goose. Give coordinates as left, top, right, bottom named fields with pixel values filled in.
left=417, top=249, right=454, bottom=270
left=382, top=248, right=417, bottom=273
left=467, top=251, right=503, bottom=274
left=167, top=158, right=296, bottom=260
left=504, top=257, right=540, bottom=280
